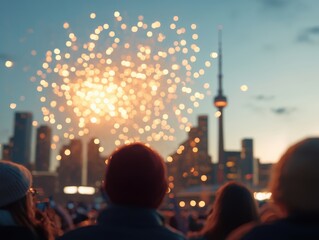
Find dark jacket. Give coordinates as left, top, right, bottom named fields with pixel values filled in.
left=0, top=209, right=46, bottom=240
left=58, top=205, right=186, bottom=240
left=0, top=225, right=40, bottom=240
left=241, top=213, right=319, bottom=240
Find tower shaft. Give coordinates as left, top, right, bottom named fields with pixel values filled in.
left=217, top=108, right=225, bottom=184
left=214, top=27, right=228, bottom=184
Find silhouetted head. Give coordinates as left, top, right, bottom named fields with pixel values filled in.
left=104, top=143, right=168, bottom=209
left=270, top=137, right=319, bottom=214
left=203, top=181, right=258, bottom=240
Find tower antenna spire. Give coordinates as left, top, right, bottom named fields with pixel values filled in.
left=218, top=25, right=223, bottom=95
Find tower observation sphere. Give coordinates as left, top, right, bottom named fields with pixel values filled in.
left=214, top=96, right=227, bottom=108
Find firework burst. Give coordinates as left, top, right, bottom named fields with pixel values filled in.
left=35, top=11, right=215, bottom=149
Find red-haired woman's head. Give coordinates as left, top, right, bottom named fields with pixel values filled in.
left=104, top=142, right=168, bottom=209
left=270, top=138, right=319, bottom=214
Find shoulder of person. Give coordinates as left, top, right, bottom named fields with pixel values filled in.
left=57, top=225, right=98, bottom=240
left=240, top=219, right=294, bottom=240
left=188, top=235, right=206, bottom=240
left=57, top=224, right=186, bottom=240
left=0, top=225, right=38, bottom=240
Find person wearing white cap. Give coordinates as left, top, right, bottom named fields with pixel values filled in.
left=0, top=160, right=52, bottom=240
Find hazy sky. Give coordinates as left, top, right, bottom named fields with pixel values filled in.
left=1, top=0, right=319, bottom=170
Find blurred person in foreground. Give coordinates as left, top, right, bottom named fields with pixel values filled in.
left=58, top=142, right=185, bottom=240
left=226, top=202, right=283, bottom=240
left=191, top=181, right=259, bottom=240
left=0, top=160, right=54, bottom=240
left=241, top=137, right=319, bottom=239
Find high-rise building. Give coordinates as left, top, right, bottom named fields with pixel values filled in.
left=197, top=116, right=209, bottom=153
left=57, top=139, right=83, bottom=189
left=167, top=115, right=213, bottom=192
left=1, top=137, right=13, bottom=160
left=241, top=138, right=255, bottom=185
left=12, top=112, right=33, bottom=168
left=87, top=138, right=106, bottom=188
left=35, top=125, right=52, bottom=171
left=258, top=162, right=273, bottom=188
left=224, top=151, right=241, bottom=181
left=213, top=27, right=228, bottom=184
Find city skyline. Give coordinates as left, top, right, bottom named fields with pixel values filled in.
left=1, top=0, right=319, bottom=168
left=2, top=111, right=272, bottom=204
left=0, top=110, right=266, bottom=183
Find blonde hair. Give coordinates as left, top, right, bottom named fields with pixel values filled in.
left=3, top=194, right=53, bottom=240
left=270, top=138, right=319, bottom=213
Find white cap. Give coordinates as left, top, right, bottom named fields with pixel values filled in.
left=0, top=160, right=32, bottom=207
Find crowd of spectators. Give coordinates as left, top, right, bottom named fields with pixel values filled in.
left=1, top=138, right=319, bottom=239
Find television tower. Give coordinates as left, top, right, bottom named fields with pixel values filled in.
left=214, top=26, right=228, bottom=184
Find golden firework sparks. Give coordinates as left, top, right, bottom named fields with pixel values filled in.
left=35, top=11, right=214, bottom=148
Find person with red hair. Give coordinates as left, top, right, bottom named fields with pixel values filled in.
left=242, top=138, right=319, bottom=239
left=59, top=142, right=185, bottom=240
